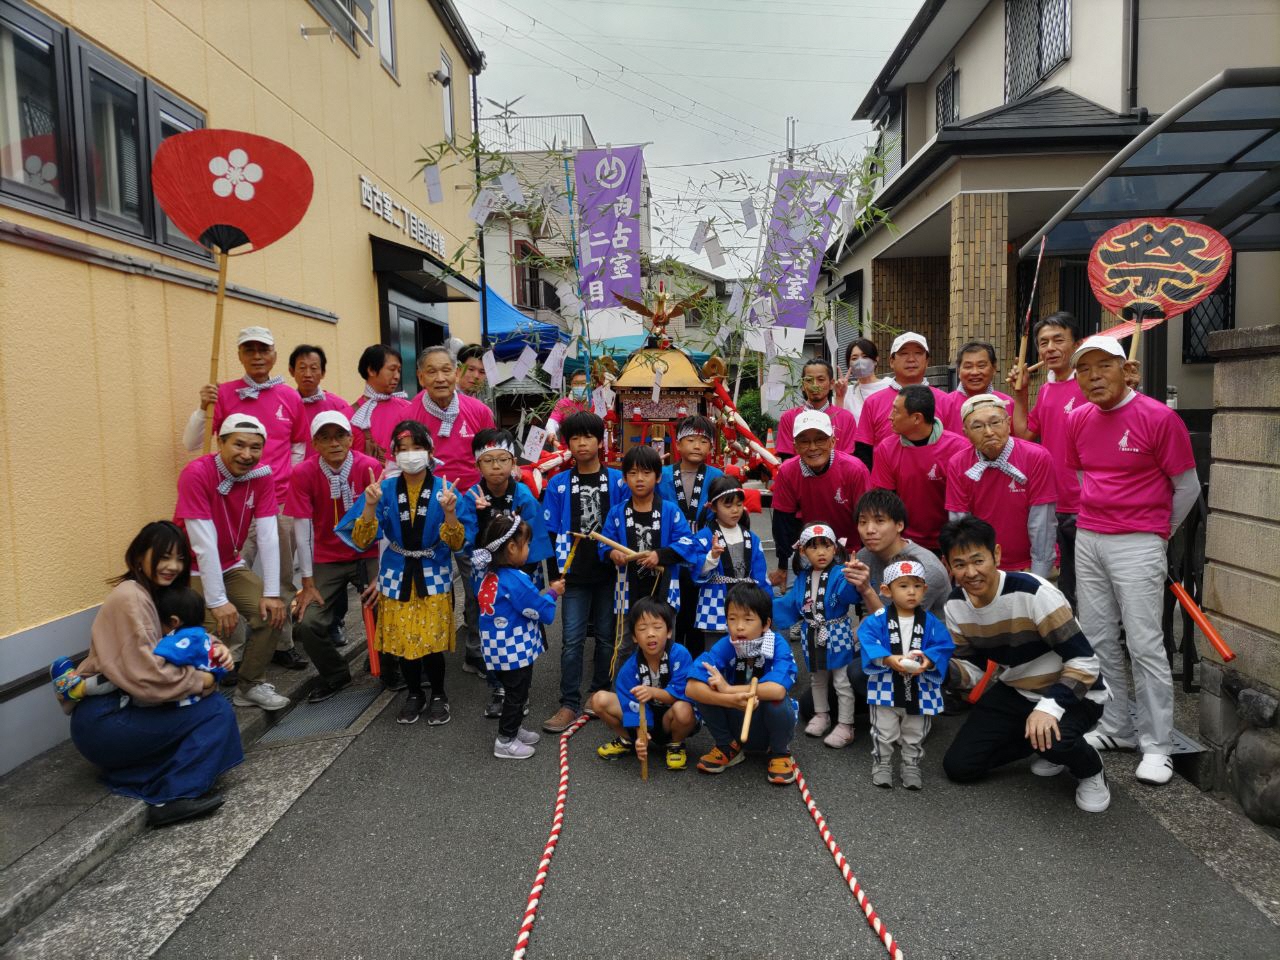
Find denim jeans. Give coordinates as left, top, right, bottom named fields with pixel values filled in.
left=559, top=581, right=617, bottom=712
left=701, top=699, right=796, bottom=755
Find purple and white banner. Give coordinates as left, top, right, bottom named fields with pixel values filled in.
left=756, top=168, right=845, bottom=332
left=575, top=147, right=645, bottom=310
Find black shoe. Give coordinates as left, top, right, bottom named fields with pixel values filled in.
left=218, top=667, right=239, bottom=688
left=307, top=678, right=351, bottom=704
left=146, top=792, right=224, bottom=828
left=272, top=648, right=310, bottom=670
left=425, top=696, right=451, bottom=725
left=397, top=693, right=426, bottom=724
left=484, top=692, right=505, bottom=719
left=462, top=656, right=488, bottom=678
left=381, top=669, right=408, bottom=692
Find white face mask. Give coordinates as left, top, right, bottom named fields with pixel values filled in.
left=396, top=450, right=431, bottom=474
left=850, top=357, right=875, bottom=378
left=571, top=386, right=589, bottom=401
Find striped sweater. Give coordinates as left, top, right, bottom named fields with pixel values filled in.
left=943, top=571, right=1108, bottom=720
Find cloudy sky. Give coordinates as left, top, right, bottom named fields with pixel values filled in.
left=455, top=0, right=924, bottom=277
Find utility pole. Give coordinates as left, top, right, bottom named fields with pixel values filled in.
left=786, top=116, right=796, bottom=166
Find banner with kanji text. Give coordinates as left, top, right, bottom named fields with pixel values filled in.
left=575, top=147, right=645, bottom=310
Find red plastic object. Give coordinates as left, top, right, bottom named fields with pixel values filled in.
left=1168, top=579, right=1236, bottom=662
left=362, top=605, right=380, bottom=678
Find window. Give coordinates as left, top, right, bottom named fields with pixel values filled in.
left=874, top=96, right=903, bottom=182
left=306, top=0, right=374, bottom=52
left=1182, top=264, right=1234, bottom=363
left=376, top=0, right=395, bottom=74
left=514, top=240, right=540, bottom=308
left=1005, top=0, right=1071, bottom=102
left=0, top=3, right=71, bottom=211
left=936, top=64, right=958, bottom=130
left=76, top=40, right=147, bottom=233
left=147, top=84, right=204, bottom=254
left=440, top=51, right=454, bottom=142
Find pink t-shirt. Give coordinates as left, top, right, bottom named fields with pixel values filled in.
left=940, top=388, right=1014, bottom=435
left=174, top=455, right=277, bottom=574
left=409, top=390, right=497, bottom=491
left=946, top=438, right=1056, bottom=571
left=1065, top=391, right=1196, bottom=539
left=298, top=391, right=355, bottom=460
left=350, top=395, right=413, bottom=461
left=212, top=380, right=308, bottom=506
left=776, top=402, right=858, bottom=456
left=286, top=451, right=382, bottom=564
left=548, top=396, right=587, bottom=427
left=870, top=430, right=970, bottom=549
left=771, top=450, right=871, bottom=553
left=854, top=382, right=953, bottom=449
left=1026, top=376, right=1086, bottom=514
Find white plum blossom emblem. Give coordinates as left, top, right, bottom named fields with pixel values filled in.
left=209, top=148, right=263, bottom=201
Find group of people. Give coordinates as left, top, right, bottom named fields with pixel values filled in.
left=55, top=307, right=1197, bottom=826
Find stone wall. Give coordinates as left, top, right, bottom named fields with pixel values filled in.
left=1198, top=324, right=1280, bottom=826
left=871, top=256, right=950, bottom=353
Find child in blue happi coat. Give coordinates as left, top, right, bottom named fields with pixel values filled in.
left=858, top=556, right=954, bottom=790
left=690, top=476, right=770, bottom=656
left=457, top=428, right=555, bottom=719
left=588, top=597, right=699, bottom=772
left=774, top=523, right=861, bottom=750
left=600, top=445, right=700, bottom=675
left=474, top=512, right=565, bottom=760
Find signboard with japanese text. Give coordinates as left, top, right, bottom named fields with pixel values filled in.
left=574, top=147, right=645, bottom=310
left=359, top=174, right=446, bottom=257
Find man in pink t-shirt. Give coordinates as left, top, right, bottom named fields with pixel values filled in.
left=854, top=332, right=951, bottom=469
left=290, top=344, right=354, bottom=460
left=1010, top=312, right=1087, bottom=606
left=350, top=344, right=411, bottom=461
left=183, top=325, right=308, bottom=667
left=768, top=410, right=871, bottom=588
left=775, top=358, right=858, bottom=458
left=946, top=394, right=1056, bottom=575
left=939, top=341, right=1013, bottom=433
left=870, top=384, right=969, bottom=550
left=1065, top=336, right=1198, bottom=786
left=175, top=414, right=289, bottom=711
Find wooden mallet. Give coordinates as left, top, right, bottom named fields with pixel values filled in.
left=739, top=677, right=759, bottom=743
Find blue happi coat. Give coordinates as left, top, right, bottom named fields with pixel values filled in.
left=858, top=607, right=954, bottom=716
left=689, top=630, right=798, bottom=693
left=689, top=526, right=771, bottom=632
left=658, top=462, right=724, bottom=525
left=542, top=466, right=629, bottom=569
left=614, top=641, right=695, bottom=728
left=773, top=568, right=860, bottom=671
left=474, top=565, right=556, bottom=672
left=335, top=475, right=461, bottom=601
left=457, top=478, right=553, bottom=566
left=599, top=497, right=700, bottom=613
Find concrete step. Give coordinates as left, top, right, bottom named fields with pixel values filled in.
left=0, top=632, right=373, bottom=947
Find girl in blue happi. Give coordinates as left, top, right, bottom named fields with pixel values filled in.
left=690, top=476, right=771, bottom=655
left=336, top=420, right=466, bottom=728
left=457, top=429, right=553, bottom=576
left=858, top=557, right=953, bottom=790
left=473, top=512, right=565, bottom=761
left=773, top=523, right=861, bottom=750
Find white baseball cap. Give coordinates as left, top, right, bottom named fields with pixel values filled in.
left=792, top=409, right=834, bottom=439
left=310, top=410, right=352, bottom=438
left=959, top=393, right=1009, bottom=424
left=218, top=413, right=267, bottom=438
left=1070, top=335, right=1126, bottom=368
left=890, top=332, right=929, bottom=355
left=236, top=326, right=275, bottom=347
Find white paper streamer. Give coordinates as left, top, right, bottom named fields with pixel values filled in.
left=424, top=165, right=443, bottom=204
left=521, top=425, right=547, bottom=462
left=482, top=348, right=510, bottom=387
left=498, top=171, right=524, bottom=205
left=689, top=221, right=708, bottom=254
left=704, top=234, right=725, bottom=269
left=741, top=197, right=757, bottom=231
left=510, top=345, right=537, bottom=381
left=542, top=341, right=568, bottom=389
left=651, top=361, right=664, bottom=404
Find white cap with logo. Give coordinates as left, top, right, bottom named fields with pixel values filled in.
left=792, top=409, right=834, bottom=438
left=236, top=326, right=275, bottom=347
left=1069, top=335, right=1127, bottom=368
left=218, top=413, right=267, bottom=438
left=310, top=410, right=352, bottom=438
left=890, top=332, right=929, bottom=355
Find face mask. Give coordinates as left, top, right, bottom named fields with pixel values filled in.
left=396, top=450, right=431, bottom=474
left=571, top=386, right=589, bottom=401
left=850, top=358, right=875, bottom=378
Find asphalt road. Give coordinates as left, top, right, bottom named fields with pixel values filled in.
left=153, top=620, right=1280, bottom=960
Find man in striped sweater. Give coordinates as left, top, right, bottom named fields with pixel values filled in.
left=938, top=517, right=1111, bottom=813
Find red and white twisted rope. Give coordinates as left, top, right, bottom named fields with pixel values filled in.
left=511, top=714, right=592, bottom=960
left=794, top=765, right=905, bottom=960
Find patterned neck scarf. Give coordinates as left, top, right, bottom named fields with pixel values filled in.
left=674, top=464, right=705, bottom=521
left=964, top=437, right=1027, bottom=485
left=237, top=375, right=284, bottom=400
left=805, top=398, right=832, bottom=413
left=300, top=388, right=326, bottom=405
left=731, top=630, right=775, bottom=684
left=215, top=455, right=271, bottom=495
left=351, top=385, right=409, bottom=428
left=319, top=453, right=355, bottom=511
left=636, top=642, right=671, bottom=689
left=886, top=609, right=926, bottom=705
left=421, top=391, right=461, bottom=437
left=799, top=449, right=836, bottom=478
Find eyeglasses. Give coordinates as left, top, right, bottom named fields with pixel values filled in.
left=965, top=417, right=1009, bottom=433
left=478, top=455, right=514, bottom=467
left=794, top=435, right=831, bottom=448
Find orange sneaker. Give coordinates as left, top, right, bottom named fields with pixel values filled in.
left=696, top=741, right=744, bottom=774
left=767, top=754, right=797, bottom=785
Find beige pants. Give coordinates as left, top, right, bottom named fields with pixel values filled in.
left=243, top=508, right=295, bottom=651
left=193, top=567, right=280, bottom=692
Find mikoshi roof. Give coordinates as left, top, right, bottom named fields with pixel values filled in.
left=1021, top=67, right=1280, bottom=258
left=614, top=347, right=708, bottom=389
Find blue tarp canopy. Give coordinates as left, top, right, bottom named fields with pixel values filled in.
left=484, top=286, right=569, bottom=360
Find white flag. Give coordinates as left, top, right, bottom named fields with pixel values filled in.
left=704, top=234, right=725, bottom=269
left=424, top=165, right=443, bottom=204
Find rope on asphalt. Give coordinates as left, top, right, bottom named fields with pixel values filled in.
left=511, top=713, right=592, bottom=960
left=795, top=765, right=905, bottom=960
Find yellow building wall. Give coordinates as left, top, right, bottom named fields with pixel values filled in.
left=0, top=0, right=482, bottom=638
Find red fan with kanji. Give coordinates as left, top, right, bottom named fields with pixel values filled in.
left=1088, top=217, right=1232, bottom=357
left=152, top=129, right=314, bottom=450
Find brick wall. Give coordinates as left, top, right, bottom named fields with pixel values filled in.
left=948, top=192, right=1012, bottom=366
left=870, top=256, right=949, bottom=354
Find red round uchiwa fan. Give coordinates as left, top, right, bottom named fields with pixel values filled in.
left=1088, top=217, right=1232, bottom=356
left=152, top=129, right=313, bottom=254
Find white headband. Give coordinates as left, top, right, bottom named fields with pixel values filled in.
left=795, top=523, right=842, bottom=550
left=472, top=515, right=524, bottom=574
left=474, top=439, right=517, bottom=461
left=708, top=486, right=745, bottom=505
left=677, top=423, right=714, bottom=442
left=883, top=560, right=926, bottom=584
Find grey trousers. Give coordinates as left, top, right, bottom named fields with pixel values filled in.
left=870, top=706, right=931, bottom=765
left=1076, top=528, right=1173, bottom=755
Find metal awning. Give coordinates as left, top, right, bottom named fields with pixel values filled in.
left=1021, top=68, right=1280, bottom=258
left=370, top=237, right=481, bottom=302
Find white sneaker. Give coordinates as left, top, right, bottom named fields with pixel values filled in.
left=515, top=727, right=541, bottom=746
left=823, top=723, right=856, bottom=749
left=494, top=736, right=536, bottom=760
left=1075, top=771, right=1111, bottom=813
left=1084, top=732, right=1136, bottom=751
left=1031, top=757, right=1066, bottom=777
left=1135, top=752, right=1174, bottom=785
left=233, top=682, right=290, bottom=711
left=804, top=712, right=831, bottom=737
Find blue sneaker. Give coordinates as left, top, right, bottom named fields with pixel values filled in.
left=50, top=657, right=81, bottom=702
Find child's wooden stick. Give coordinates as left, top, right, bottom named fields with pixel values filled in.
left=739, top=677, right=759, bottom=743
left=637, top=704, right=649, bottom=781
left=572, top=530, right=638, bottom=559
